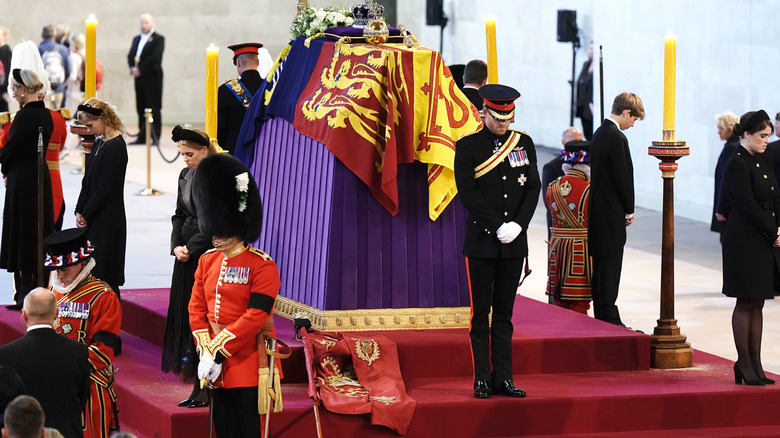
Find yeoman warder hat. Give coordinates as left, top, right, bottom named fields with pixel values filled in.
left=44, top=228, right=95, bottom=269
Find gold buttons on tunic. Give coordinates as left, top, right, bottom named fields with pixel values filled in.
left=504, top=194, right=508, bottom=198
left=764, top=175, right=768, bottom=179
left=502, top=176, right=507, bottom=181
left=757, top=163, right=760, bottom=167
left=504, top=212, right=508, bottom=216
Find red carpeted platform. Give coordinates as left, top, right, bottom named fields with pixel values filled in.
left=2, top=289, right=780, bottom=437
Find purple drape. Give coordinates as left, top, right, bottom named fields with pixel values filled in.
left=251, top=117, right=469, bottom=310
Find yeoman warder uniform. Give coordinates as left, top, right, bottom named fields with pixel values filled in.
left=454, top=84, right=541, bottom=399
left=545, top=141, right=592, bottom=314
left=45, top=228, right=122, bottom=438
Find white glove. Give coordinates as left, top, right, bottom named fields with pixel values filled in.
left=497, top=222, right=522, bottom=244
left=197, top=353, right=215, bottom=380
left=207, top=362, right=223, bottom=382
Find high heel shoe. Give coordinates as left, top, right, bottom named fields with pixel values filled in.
left=760, top=376, right=775, bottom=385
left=734, top=364, right=765, bottom=386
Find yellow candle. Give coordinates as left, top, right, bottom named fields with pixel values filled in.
left=663, top=33, right=676, bottom=133
left=485, top=16, right=498, bottom=84
left=84, top=14, right=98, bottom=100
left=205, top=44, right=219, bottom=140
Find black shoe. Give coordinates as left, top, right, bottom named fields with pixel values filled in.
left=474, top=380, right=491, bottom=399
left=5, top=304, right=22, bottom=311
left=761, top=377, right=776, bottom=385
left=177, top=398, right=192, bottom=407
left=493, top=380, right=527, bottom=398
left=187, top=399, right=209, bottom=408
left=734, top=364, right=765, bottom=386
left=617, top=323, right=644, bottom=334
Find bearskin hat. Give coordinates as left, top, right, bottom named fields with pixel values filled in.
left=193, top=154, right=263, bottom=242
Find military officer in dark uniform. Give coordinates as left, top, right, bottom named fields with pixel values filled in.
left=454, top=84, right=541, bottom=399
left=217, top=43, right=266, bottom=154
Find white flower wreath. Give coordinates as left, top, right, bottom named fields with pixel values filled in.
left=235, top=172, right=250, bottom=212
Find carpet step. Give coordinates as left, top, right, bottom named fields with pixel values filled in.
left=121, top=289, right=651, bottom=380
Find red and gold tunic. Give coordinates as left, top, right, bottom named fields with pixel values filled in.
left=48, top=109, right=67, bottom=224
left=50, top=275, right=122, bottom=438
left=189, top=243, right=280, bottom=388
left=545, top=168, right=592, bottom=301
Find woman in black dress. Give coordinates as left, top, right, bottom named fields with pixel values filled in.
left=74, top=98, right=128, bottom=297
left=722, top=110, right=780, bottom=386
left=0, top=69, right=54, bottom=310
left=162, top=125, right=215, bottom=407
left=711, top=111, right=739, bottom=239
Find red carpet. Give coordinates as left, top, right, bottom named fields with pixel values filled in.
left=2, top=289, right=780, bottom=437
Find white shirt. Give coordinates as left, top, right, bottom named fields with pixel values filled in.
left=135, top=29, right=155, bottom=59
left=27, top=324, right=53, bottom=332
left=606, top=116, right=621, bottom=130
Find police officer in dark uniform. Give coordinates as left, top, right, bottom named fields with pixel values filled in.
left=454, top=84, right=541, bottom=399
left=217, top=43, right=265, bottom=154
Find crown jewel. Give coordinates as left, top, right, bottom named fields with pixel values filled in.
left=352, top=0, right=385, bottom=29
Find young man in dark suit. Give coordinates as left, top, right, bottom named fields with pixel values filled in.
left=454, top=84, right=541, bottom=399
left=587, top=92, right=644, bottom=327
left=461, top=59, right=487, bottom=114
left=0, top=288, right=90, bottom=438
left=127, top=13, right=164, bottom=144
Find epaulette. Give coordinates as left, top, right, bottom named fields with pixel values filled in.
left=457, top=125, right=483, bottom=142
left=221, top=78, right=243, bottom=95
left=204, top=248, right=218, bottom=255
left=248, top=247, right=273, bottom=261
left=509, top=129, right=529, bottom=136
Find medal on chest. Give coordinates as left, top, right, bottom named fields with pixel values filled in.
left=507, top=148, right=529, bottom=168
left=223, top=266, right=251, bottom=284
left=58, top=301, right=90, bottom=320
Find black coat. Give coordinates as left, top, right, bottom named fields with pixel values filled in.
left=588, top=119, right=634, bottom=257
left=765, top=139, right=780, bottom=187
left=721, top=147, right=780, bottom=298
left=0, top=100, right=54, bottom=272
left=0, top=328, right=90, bottom=438
left=217, top=69, right=263, bottom=154
left=461, top=87, right=483, bottom=112
left=171, top=167, right=211, bottom=257
left=454, top=127, right=541, bottom=258
left=711, top=135, right=739, bottom=233
left=127, top=31, right=164, bottom=109
left=76, top=136, right=128, bottom=288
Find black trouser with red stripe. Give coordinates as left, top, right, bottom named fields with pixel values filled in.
left=466, top=257, right=524, bottom=386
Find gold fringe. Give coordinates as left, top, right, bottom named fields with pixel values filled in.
left=272, top=372, right=283, bottom=412
left=258, top=367, right=270, bottom=414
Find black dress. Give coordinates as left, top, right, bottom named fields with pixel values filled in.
left=76, top=135, right=128, bottom=293
left=161, top=167, right=212, bottom=379
left=0, top=100, right=54, bottom=288
left=722, top=146, right=780, bottom=299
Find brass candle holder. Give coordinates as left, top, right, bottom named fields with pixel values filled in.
left=647, top=128, right=692, bottom=368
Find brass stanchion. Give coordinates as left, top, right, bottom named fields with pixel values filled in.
left=137, top=108, right=162, bottom=196
left=647, top=128, right=692, bottom=368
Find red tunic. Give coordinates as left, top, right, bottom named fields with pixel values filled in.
left=189, top=243, right=280, bottom=388
left=545, top=168, right=592, bottom=301
left=48, top=109, right=67, bottom=224
left=50, top=274, right=122, bottom=438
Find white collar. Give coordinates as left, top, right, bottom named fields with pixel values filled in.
left=27, top=324, right=53, bottom=332
left=607, top=117, right=621, bottom=129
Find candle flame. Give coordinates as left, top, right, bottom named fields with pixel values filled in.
left=665, top=32, right=676, bottom=40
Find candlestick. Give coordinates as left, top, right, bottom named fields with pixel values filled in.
left=485, top=16, right=498, bottom=84
left=85, top=14, right=98, bottom=100
left=205, top=44, right=219, bottom=141
left=663, top=33, right=676, bottom=138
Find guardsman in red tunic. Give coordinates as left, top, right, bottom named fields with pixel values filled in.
left=188, top=153, right=280, bottom=438
left=44, top=228, right=122, bottom=438
left=48, top=108, right=68, bottom=230
left=545, top=140, right=592, bottom=314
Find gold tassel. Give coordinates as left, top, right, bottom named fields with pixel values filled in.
left=272, top=371, right=283, bottom=412
left=257, top=367, right=270, bottom=415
